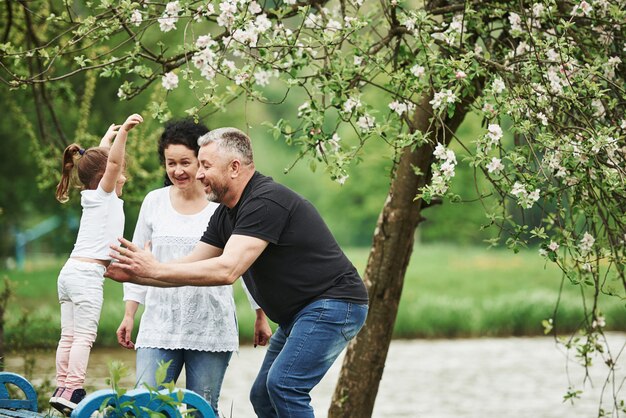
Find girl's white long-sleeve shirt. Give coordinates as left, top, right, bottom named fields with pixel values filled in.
left=123, top=186, right=251, bottom=352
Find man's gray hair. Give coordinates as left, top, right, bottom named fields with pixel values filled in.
left=198, top=127, right=253, bottom=164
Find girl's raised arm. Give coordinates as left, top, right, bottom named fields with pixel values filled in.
left=100, top=114, right=143, bottom=193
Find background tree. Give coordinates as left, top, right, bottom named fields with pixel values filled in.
left=1, top=0, right=624, bottom=416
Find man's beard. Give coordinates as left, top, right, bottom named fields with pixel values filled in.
left=205, top=181, right=227, bottom=203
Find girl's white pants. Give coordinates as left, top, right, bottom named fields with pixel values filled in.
left=55, top=258, right=105, bottom=389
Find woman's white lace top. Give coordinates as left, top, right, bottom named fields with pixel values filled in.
left=123, top=186, right=240, bottom=352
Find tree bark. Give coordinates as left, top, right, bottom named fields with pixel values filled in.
left=328, top=92, right=474, bottom=417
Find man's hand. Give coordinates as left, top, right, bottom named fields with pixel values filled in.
left=110, top=237, right=157, bottom=278
left=254, top=309, right=272, bottom=348
left=116, top=316, right=136, bottom=349
left=105, top=262, right=134, bottom=283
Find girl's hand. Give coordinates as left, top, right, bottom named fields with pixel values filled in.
left=122, top=113, right=143, bottom=132
left=99, top=124, right=121, bottom=147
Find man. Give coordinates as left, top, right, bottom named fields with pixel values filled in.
left=108, top=127, right=369, bottom=417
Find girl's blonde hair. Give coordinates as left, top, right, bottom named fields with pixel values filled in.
left=55, top=144, right=109, bottom=203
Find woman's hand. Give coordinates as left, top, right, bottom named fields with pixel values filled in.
left=116, top=316, right=136, bottom=349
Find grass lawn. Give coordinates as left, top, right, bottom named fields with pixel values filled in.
left=2, top=244, right=624, bottom=349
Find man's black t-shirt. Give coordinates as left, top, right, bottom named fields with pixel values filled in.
left=200, top=171, right=369, bottom=326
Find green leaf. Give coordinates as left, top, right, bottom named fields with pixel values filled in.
left=155, top=360, right=172, bottom=386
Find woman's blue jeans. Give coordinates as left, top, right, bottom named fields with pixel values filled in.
left=250, top=299, right=368, bottom=418
left=136, top=347, right=232, bottom=415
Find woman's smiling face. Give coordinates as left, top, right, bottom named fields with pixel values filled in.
left=164, top=144, right=200, bottom=190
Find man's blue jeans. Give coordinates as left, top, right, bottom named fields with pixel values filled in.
left=136, top=347, right=232, bottom=415
left=250, top=299, right=368, bottom=417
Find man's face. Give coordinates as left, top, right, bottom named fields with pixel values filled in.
left=196, top=142, right=230, bottom=203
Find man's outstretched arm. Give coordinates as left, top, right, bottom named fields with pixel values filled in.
left=108, top=235, right=268, bottom=287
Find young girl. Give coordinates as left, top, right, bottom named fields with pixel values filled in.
left=49, top=114, right=143, bottom=415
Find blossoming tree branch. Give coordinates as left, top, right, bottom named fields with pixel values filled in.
left=1, top=0, right=624, bottom=416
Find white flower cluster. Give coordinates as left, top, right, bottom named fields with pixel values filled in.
left=431, top=14, right=464, bottom=45
left=579, top=232, right=595, bottom=255
left=192, top=36, right=219, bottom=81
left=410, top=65, right=425, bottom=78
left=357, top=114, right=376, bottom=132
left=571, top=1, right=593, bottom=16
left=130, top=9, right=143, bottom=26
left=510, top=181, right=541, bottom=209
left=316, top=133, right=341, bottom=158
left=543, top=150, right=568, bottom=178
left=429, top=89, right=457, bottom=111
left=486, top=157, right=504, bottom=174
left=161, top=72, right=179, bottom=90
left=343, top=96, right=362, bottom=114
left=254, top=68, right=278, bottom=87
left=429, top=143, right=457, bottom=195
left=159, top=1, right=181, bottom=32
left=389, top=100, right=416, bottom=116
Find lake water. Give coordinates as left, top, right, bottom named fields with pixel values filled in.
left=5, top=334, right=625, bottom=417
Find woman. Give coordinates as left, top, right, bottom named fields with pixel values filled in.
left=116, top=119, right=270, bottom=415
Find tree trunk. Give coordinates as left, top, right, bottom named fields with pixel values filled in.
left=328, top=93, right=474, bottom=417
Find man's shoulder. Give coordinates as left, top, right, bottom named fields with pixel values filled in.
left=250, top=172, right=297, bottom=200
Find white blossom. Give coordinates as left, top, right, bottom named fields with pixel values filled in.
left=515, top=41, right=530, bottom=55
left=592, top=315, right=606, bottom=329
left=354, top=56, right=363, bottom=66
left=196, top=35, right=216, bottom=49
left=591, top=98, right=605, bottom=118
left=389, top=100, right=415, bottom=116
left=297, top=102, right=310, bottom=117
left=510, top=182, right=526, bottom=197
left=430, top=89, right=457, bottom=110
left=579, top=232, right=595, bottom=254
left=117, top=87, right=127, bottom=100
left=537, top=112, right=548, bottom=126
left=234, top=72, right=249, bottom=85
left=161, top=72, right=179, bottom=90
left=532, top=3, right=545, bottom=18
left=604, top=56, right=622, bottom=80
left=433, top=143, right=448, bottom=160
left=548, top=241, right=560, bottom=252
left=486, top=157, right=504, bottom=173
left=410, top=65, right=425, bottom=78
left=249, top=1, right=262, bottom=14
left=159, top=15, right=178, bottom=32
left=486, top=124, right=503, bottom=145
left=254, top=69, right=277, bottom=87
left=455, top=70, right=467, bottom=79
left=492, top=78, right=506, bottom=94
left=571, top=1, right=592, bottom=16
left=130, top=10, right=143, bottom=26
left=357, top=115, right=376, bottom=132
left=165, top=1, right=181, bottom=15
left=509, top=12, right=522, bottom=33
left=336, top=174, right=349, bottom=185
left=343, top=96, right=361, bottom=113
